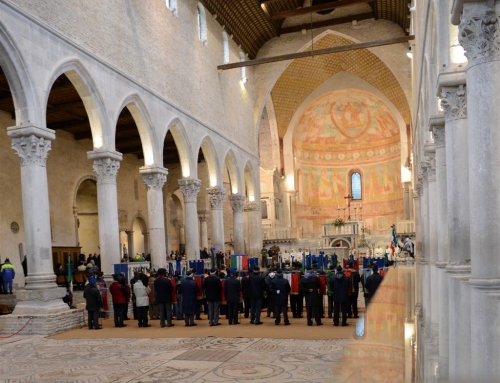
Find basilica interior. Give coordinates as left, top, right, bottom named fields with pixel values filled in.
left=0, top=0, right=498, bottom=382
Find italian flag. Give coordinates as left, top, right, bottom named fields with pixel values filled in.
left=230, top=254, right=249, bottom=271
left=390, top=224, right=398, bottom=256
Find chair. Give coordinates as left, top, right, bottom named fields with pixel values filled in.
left=56, top=275, right=67, bottom=286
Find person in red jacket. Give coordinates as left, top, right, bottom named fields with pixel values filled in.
left=109, top=274, right=130, bottom=328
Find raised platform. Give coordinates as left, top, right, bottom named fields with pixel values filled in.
left=0, top=308, right=85, bottom=335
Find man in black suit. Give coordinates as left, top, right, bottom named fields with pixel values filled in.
left=224, top=270, right=241, bottom=325
left=365, top=264, right=384, bottom=305
left=204, top=268, right=222, bottom=326
left=249, top=266, right=266, bottom=325
left=153, top=268, right=175, bottom=328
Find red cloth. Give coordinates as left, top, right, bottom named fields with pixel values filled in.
left=194, top=276, right=203, bottom=300
left=318, top=275, right=327, bottom=295
left=290, top=273, right=300, bottom=295
left=170, top=277, right=177, bottom=303
left=220, top=280, right=227, bottom=304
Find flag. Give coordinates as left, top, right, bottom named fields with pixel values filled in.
left=67, top=257, right=72, bottom=283
left=390, top=224, right=398, bottom=256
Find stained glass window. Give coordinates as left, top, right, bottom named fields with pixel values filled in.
left=351, top=172, right=362, bottom=200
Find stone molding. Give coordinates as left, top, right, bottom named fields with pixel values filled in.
left=93, top=158, right=120, bottom=184
left=178, top=178, right=201, bottom=203
left=435, top=261, right=448, bottom=269
left=468, top=278, right=500, bottom=296
left=459, top=8, right=500, bottom=65
left=207, top=187, right=226, bottom=210
left=11, top=135, right=52, bottom=167
left=229, top=194, right=246, bottom=212
left=142, top=172, right=167, bottom=191
left=244, top=201, right=259, bottom=212
left=440, top=85, right=467, bottom=121
left=432, top=126, right=446, bottom=149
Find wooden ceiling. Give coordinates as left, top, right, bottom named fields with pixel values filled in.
left=201, top=0, right=410, bottom=59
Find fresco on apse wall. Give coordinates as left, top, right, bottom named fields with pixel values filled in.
left=292, top=89, right=403, bottom=232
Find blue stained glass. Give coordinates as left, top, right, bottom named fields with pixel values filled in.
left=352, top=172, right=362, bottom=200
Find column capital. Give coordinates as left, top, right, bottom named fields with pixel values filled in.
left=10, top=134, right=52, bottom=167
left=198, top=213, right=208, bottom=222
left=440, top=84, right=467, bottom=122
left=244, top=201, right=259, bottom=212
left=207, top=186, right=226, bottom=210
left=92, top=158, right=121, bottom=184
left=178, top=178, right=201, bottom=203
left=140, top=167, right=168, bottom=191
left=229, top=194, right=246, bottom=212
left=459, top=6, right=500, bottom=66
left=421, top=155, right=436, bottom=182
left=432, top=126, right=446, bottom=149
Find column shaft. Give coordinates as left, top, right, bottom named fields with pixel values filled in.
left=179, top=179, right=201, bottom=260
left=199, top=213, right=209, bottom=249
left=229, top=194, right=246, bottom=254
left=207, top=187, right=226, bottom=253
left=126, top=231, right=134, bottom=260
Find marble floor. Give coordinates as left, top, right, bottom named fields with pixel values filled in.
left=0, top=335, right=351, bottom=383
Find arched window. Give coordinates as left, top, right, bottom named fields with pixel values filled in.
left=351, top=172, right=362, bottom=200
left=222, top=31, right=229, bottom=64
left=166, top=0, right=178, bottom=16
left=197, top=3, right=207, bottom=44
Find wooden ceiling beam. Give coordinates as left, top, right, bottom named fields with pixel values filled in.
left=261, top=0, right=286, bottom=4
left=217, top=34, right=413, bottom=71
left=48, top=120, right=90, bottom=131
left=280, top=11, right=374, bottom=34
left=271, top=0, right=371, bottom=19
left=47, top=101, right=84, bottom=114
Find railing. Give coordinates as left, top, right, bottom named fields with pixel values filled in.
left=322, top=222, right=360, bottom=236
left=263, top=227, right=301, bottom=240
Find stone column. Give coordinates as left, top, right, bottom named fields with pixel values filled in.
left=88, top=150, right=122, bottom=277
left=8, top=126, right=68, bottom=314
left=432, top=120, right=450, bottom=381
left=229, top=194, right=246, bottom=254
left=244, top=201, right=260, bottom=257
left=178, top=178, right=201, bottom=260
left=126, top=231, right=134, bottom=259
left=440, top=82, right=471, bottom=380
left=179, top=224, right=185, bottom=253
left=143, top=232, right=150, bottom=255
left=403, top=182, right=411, bottom=220
left=198, top=212, right=209, bottom=249
left=286, top=190, right=298, bottom=229
left=140, top=167, right=168, bottom=270
left=459, top=4, right=500, bottom=379
left=207, top=186, right=226, bottom=253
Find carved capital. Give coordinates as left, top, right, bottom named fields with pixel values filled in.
left=207, top=186, right=226, bottom=210
left=229, top=194, right=246, bottom=212
left=440, top=85, right=467, bottom=121
left=178, top=178, right=201, bottom=203
left=244, top=201, right=259, bottom=212
left=198, top=214, right=208, bottom=223
left=459, top=8, right=500, bottom=65
left=11, top=135, right=52, bottom=167
left=422, top=156, right=436, bottom=182
left=93, top=158, right=120, bottom=184
left=413, top=191, right=420, bottom=200
left=432, top=126, right=446, bottom=149
left=142, top=173, right=167, bottom=191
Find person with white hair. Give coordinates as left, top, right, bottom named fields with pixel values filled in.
left=403, top=237, right=414, bottom=258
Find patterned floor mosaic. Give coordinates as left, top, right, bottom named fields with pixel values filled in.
left=0, top=336, right=351, bottom=383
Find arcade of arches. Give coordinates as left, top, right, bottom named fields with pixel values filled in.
left=0, top=1, right=499, bottom=382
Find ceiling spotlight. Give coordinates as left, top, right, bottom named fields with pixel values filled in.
left=406, top=46, right=413, bottom=59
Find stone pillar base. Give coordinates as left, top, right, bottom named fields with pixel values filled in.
left=13, top=287, right=70, bottom=315
left=0, top=308, right=85, bottom=335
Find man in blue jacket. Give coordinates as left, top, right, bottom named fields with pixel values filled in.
left=270, top=269, right=291, bottom=325
left=331, top=265, right=350, bottom=327
left=1, top=258, right=15, bottom=294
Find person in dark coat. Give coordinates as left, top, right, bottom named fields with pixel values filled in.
left=204, top=268, right=222, bottom=326
left=83, top=277, right=103, bottom=330
left=109, top=274, right=130, bottom=328
left=265, top=268, right=276, bottom=318
left=270, top=269, right=291, bottom=325
left=224, top=270, right=241, bottom=325
left=346, top=261, right=361, bottom=318
left=300, top=266, right=323, bottom=326
left=241, top=269, right=252, bottom=318
left=331, top=265, right=350, bottom=326
left=181, top=270, right=199, bottom=326
left=365, top=264, right=384, bottom=305
left=154, top=268, right=174, bottom=328
left=249, top=266, right=266, bottom=325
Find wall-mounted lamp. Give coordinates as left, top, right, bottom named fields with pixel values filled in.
left=406, top=46, right=413, bottom=59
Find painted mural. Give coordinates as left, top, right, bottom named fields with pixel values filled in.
left=293, top=89, right=404, bottom=234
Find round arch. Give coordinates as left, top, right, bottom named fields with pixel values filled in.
left=165, top=118, right=192, bottom=178
left=114, top=94, right=157, bottom=166
left=0, top=21, right=38, bottom=126
left=223, top=149, right=240, bottom=194
left=197, top=135, right=220, bottom=187
left=129, top=212, right=148, bottom=234
left=43, top=59, right=108, bottom=149
left=73, top=174, right=97, bottom=207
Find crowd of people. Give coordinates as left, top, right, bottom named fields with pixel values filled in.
left=81, top=260, right=385, bottom=330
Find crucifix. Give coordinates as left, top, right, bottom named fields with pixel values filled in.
left=344, top=194, right=353, bottom=221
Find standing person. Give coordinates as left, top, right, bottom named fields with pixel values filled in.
left=216, top=250, right=224, bottom=270
left=289, top=263, right=304, bottom=318
left=224, top=270, right=241, bottom=325
left=109, top=274, right=130, bottom=328
left=345, top=261, right=361, bottom=318
left=326, top=264, right=335, bottom=319
left=1, top=258, right=15, bottom=294
left=265, top=268, right=276, bottom=318
left=270, top=269, right=291, bottom=326
left=154, top=268, right=174, bottom=328
left=174, top=272, right=183, bottom=320
left=181, top=270, right=199, bottom=326
left=83, top=277, right=103, bottom=330
left=241, top=269, right=252, bottom=318
left=133, top=274, right=151, bottom=328
left=148, top=272, right=159, bottom=320
left=403, top=237, right=414, bottom=258
left=331, top=265, right=350, bottom=327
left=249, top=266, right=266, bottom=325
left=204, top=268, right=222, bottom=326
left=365, top=264, right=384, bottom=305
left=300, top=266, right=323, bottom=326
left=130, top=271, right=140, bottom=320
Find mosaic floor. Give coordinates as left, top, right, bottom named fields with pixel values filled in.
left=0, top=335, right=351, bottom=383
